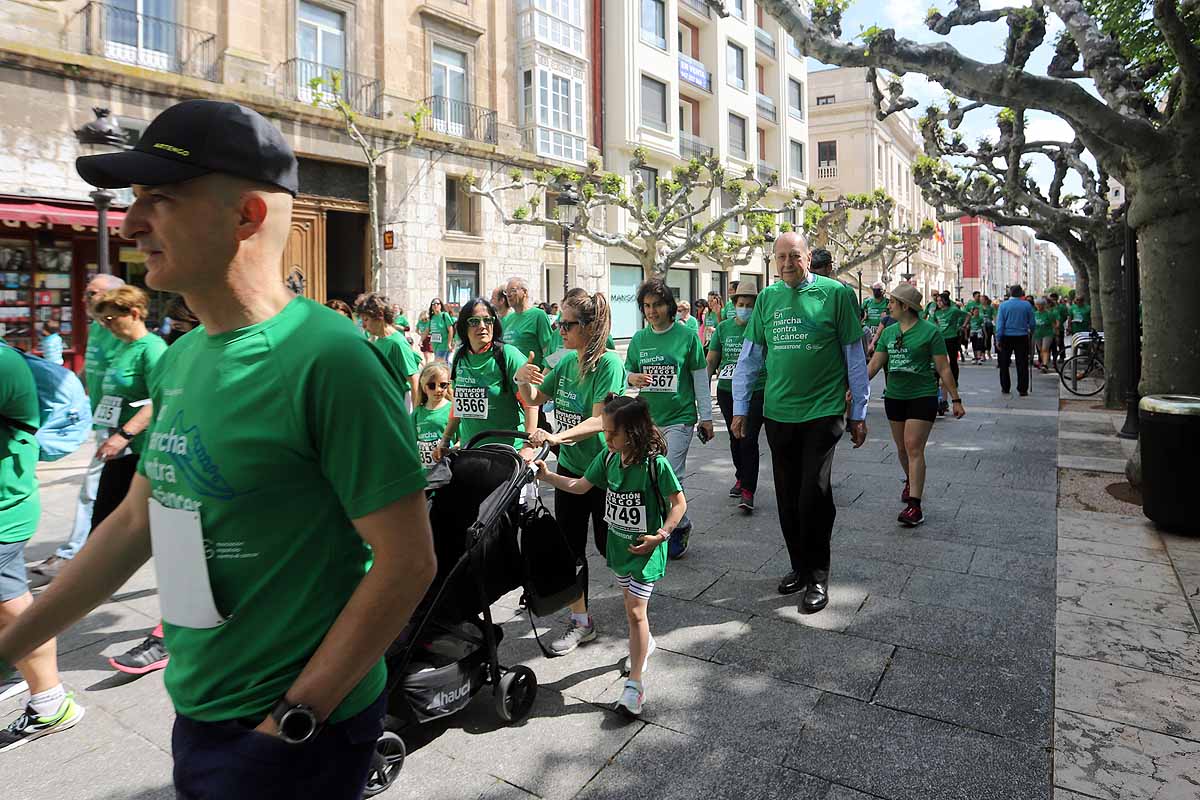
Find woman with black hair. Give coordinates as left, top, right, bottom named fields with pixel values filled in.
left=434, top=297, right=537, bottom=455
left=428, top=298, right=456, bottom=362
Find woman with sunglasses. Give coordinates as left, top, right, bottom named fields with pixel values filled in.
left=434, top=298, right=537, bottom=456
left=867, top=284, right=965, bottom=528
left=428, top=298, right=456, bottom=363
left=414, top=362, right=454, bottom=471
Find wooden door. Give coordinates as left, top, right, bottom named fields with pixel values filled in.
left=282, top=202, right=327, bottom=302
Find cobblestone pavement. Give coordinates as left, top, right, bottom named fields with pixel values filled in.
left=7, top=363, right=1192, bottom=799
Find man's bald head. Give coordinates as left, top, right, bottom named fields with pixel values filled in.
left=774, top=230, right=809, bottom=256
left=773, top=231, right=810, bottom=286
left=87, top=274, right=125, bottom=293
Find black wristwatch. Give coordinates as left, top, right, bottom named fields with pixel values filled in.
left=270, top=698, right=321, bottom=744
left=115, top=426, right=134, bottom=439
left=952, top=398, right=963, bottom=404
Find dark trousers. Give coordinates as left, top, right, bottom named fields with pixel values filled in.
left=764, top=416, right=845, bottom=579
left=91, top=453, right=139, bottom=532
left=172, top=692, right=385, bottom=800
left=944, top=339, right=960, bottom=383
left=998, top=335, right=1031, bottom=394
left=555, top=466, right=607, bottom=605
left=716, top=388, right=765, bottom=493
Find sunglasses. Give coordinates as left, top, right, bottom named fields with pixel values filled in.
left=100, top=312, right=130, bottom=323
left=467, top=316, right=495, bottom=327
left=558, top=320, right=581, bottom=332
left=425, top=381, right=450, bottom=390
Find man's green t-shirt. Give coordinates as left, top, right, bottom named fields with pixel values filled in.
left=625, top=322, right=707, bottom=427
left=1070, top=303, right=1092, bottom=331
left=541, top=350, right=625, bottom=475
left=723, top=300, right=735, bottom=323
left=502, top=307, right=556, bottom=368
left=582, top=451, right=681, bottom=583
left=933, top=306, right=967, bottom=340
left=877, top=319, right=947, bottom=400
left=964, top=299, right=981, bottom=318
left=137, top=296, right=425, bottom=724
left=99, top=333, right=167, bottom=454
left=451, top=344, right=528, bottom=448
left=744, top=275, right=863, bottom=424
left=414, top=402, right=453, bottom=469
left=0, top=347, right=40, bottom=544
left=681, top=316, right=699, bottom=337
left=429, top=311, right=455, bottom=350
left=85, top=321, right=119, bottom=430
left=372, top=332, right=421, bottom=395
left=1034, top=310, right=1056, bottom=339
left=861, top=297, right=889, bottom=327
left=708, top=318, right=765, bottom=394
left=1054, top=303, right=1069, bottom=326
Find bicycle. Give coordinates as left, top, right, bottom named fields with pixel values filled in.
left=1059, top=329, right=1106, bottom=396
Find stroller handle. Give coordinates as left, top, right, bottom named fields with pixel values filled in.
left=464, top=430, right=552, bottom=462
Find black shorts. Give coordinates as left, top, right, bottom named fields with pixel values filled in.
left=884, top=396, right=939, bottom=423
left=970, top=332, right=985, bottom=348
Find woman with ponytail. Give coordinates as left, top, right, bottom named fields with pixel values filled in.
left=516, top=290, right=626, bottom=656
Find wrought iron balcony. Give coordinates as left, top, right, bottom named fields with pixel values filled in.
left=756, top=93, right=777, bottom=123
left=421, top=96, right=498, bottom=145
left=755, top=27, right=776, bottom=59
left=65, top=1, right=218, bottom=81
left=276, top=58, right=382, bottom=118
left=680, top=0, right=712, bottom=18
left=680, top=132, right=713, bottom=161
left=757, top=160, right=778, bottom=183
left=678, top=54, right=712, bottom=93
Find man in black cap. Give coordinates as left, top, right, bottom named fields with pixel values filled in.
left=0, top=100, right=436, bottom=798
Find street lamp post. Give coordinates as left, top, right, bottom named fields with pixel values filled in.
left=856, top=268, right=863, bottom=301
left=556, top=189, right=580, bottom=301
left=74, top=108, right=129, bottom=276
left=1119, top=214, right=1141, bottom=440
left=900, top=253, right=914, bottom=284
left=955, top=260, right=963, bottom=303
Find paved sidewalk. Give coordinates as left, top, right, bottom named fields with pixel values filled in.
left=6, top=364, right=1069, bottom=799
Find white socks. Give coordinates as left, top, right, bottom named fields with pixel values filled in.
left=28, top=684, right=66, bottom=717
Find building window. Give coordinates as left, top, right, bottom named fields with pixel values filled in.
left=431, top=43, right=469, bottom=137
left=816, top=94, right=835, bottom=105
left=787, top=35, right=801, bottom=58
left=446, top=261, right=480, bottom=306
left=445, top=177, right=475, bottom=234
left=520, top=0, right=586, bottom=57
left=790, top=140, right=805, bottom=180
left=639, top=166, right=659, bottom=209
left=522, top=69, right=534, bottom=126
left=298, top=2, right=345, bottom=68
left=104, top=0, right=179, bottom=70
left=640, top=0, right=667, bottom=50
left=726, top=41, right=745, bottom=91
left=818, top=140, right=837, bottom=166
left=728, top=112, right=747, bottom=159
left=530, top=66, right=587, bottom=163
left=732, top=0, right=745, bottom=19
left=721, top=188, right=740, bottom=233
left=788, top=79, right=805, bottom=120
left=641, top=75, right=668, bottom=132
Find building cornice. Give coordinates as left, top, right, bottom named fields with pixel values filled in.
left=415, top=4, right=487, bottom=39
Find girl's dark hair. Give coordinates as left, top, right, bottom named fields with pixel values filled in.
left=451, top=297, right=511, bottom=394
left=355, top=292, right=395, bottom=324
left=602, top=394, right=666, bottom=462
left=429, top=298, right=445, bottom=316
left=637, top=279, right=676, bottom=322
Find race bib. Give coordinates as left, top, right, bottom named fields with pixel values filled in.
left=454, top=387, right=488, bottom=419
left=555, top=409, right=583, bottom=432
left=94, top=395, right=123, bottom=427
left=418, top=439, right=438, bottom=468
left=605, top=490, right=648, bottom=533
left=148, top=499, right=226, bottom=629
left=641, top=364, right=678, bottom=393
left=431, top=331, right=443, bottom=344
left=717, top=363, right=736, bottom=380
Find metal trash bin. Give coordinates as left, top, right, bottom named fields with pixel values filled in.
left=1139, top=394, right=1200, bottom=532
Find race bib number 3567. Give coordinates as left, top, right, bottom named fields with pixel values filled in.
left=642, top=364, right=678, bottom=393
left=454, top=387, right=488, bottom=419
left=605, top=490, right=648, bottom=533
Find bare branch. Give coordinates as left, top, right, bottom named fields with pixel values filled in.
left=927, top=0, right=1020, bottom=35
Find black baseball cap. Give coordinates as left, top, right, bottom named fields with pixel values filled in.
left=76, top=100, right=299, bottom=195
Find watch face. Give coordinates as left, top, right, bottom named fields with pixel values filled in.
left=279, top=707, right=316, bottom=743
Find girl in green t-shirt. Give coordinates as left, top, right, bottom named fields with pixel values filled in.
left=427, top=298, right=456, bottom=362
left=413, top=362, right=454, bottom=471
left=534, top=394, right=685, bottom=719
left=416, top=311, right=432, bottom=364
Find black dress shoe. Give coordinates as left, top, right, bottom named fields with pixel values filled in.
left=778, top=571, right=806, bottom=595
left=802, top=578, right=829, bottom=613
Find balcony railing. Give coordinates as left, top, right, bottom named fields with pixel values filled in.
left=757, top=161, right=778, bottom=183
left=422, top=96, right=498, bottom=145
left=678, top=54, right=712, bottom=93
left=680, top=0, right=712, bottom=18
left=65, top=1, right=218, bottom=81
left=756, top=93, right=777, bottom=123
left=817, top=163, right=839, bottom=180
left=680, top=132, right=713, bottom=161
left=276, top=58, right=382, bottom=118
left=755, top=27, right=776, bottom=59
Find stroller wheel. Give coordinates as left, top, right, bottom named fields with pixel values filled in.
left=494, top=665, right=538, bottom=724
left=362, top=732, right=406, bottom=797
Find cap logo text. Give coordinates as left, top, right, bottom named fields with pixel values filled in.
left=153, top=143, right=191, bottom=157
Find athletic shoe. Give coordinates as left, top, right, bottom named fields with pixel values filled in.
left=0, top=674, right=28, bottom=704
left=30, top=556, right=65, bottom=579
left=620, top=636, right=656, bottom=676
left=667, top=525, right=691, bottom=560
left=615, top=679, right=644, bottom=717
left=109, top=634, right=169, bottom=675
left=738, top=490, right=754, bottom=513
left=0, top=693, right=85, bottom=753
left=728, top=481, right=742, bottom=498
left=549, top=617, right=597, bottom=656
left=898, top=505, right=925, bottom=527
left=901, top=480, right=911, bottom=503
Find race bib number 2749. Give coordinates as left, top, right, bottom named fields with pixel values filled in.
left=604, top=490, right=647, bottom=533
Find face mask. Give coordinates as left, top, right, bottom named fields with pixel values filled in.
left=735, top=307, right=753, bottom=322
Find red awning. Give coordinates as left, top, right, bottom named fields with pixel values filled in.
left=0, top=201, right=125, bottom=231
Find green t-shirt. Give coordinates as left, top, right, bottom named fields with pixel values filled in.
left=1054, top=303, right=1069, bottom=324
left=968, top=310, right=985, bottom=333
left=429, top=311, right=455, bottom=349
left=137, top=296, right=425, bottom=724
left=502, top=307, right=556, bottom=368
left=744, top=275, right=863, bottom=424
left=396, top=315, right=410, bottom=332
left=681, top=316, right=700, bottom=337
left=417, top=318, right=430, bottom=335
left=0, top=347, right=40, bottom=544
left=625, top=322, right=707, bottom=427
left=922, top=301, right=937, bottom=321
left=708, top=318, right=765, bottom=393
left=964, top=300, right=981, bottom=318
left=723, top=300, right=735, bottom=323
left=861, top=297, right=889, bottom=327
left=372, top=332, right=421, bottom=395
left=1070, top=303, right=1092, bottom=330
left=583, top=451, right=681, bottom=583
left=877, top=319, right=947, bottom=401
left=933, top=306, right=967, bottom=340
left=450, top=344, right=528, bottom=449
left=413, top=401, right=453, bottom=470
left=981, top=304, right=997, bottom=321
left=541, top=350, right=626, bottom=475
left=99, top=333, right=168, bottom=453
left=1034, top=310, right=1056, bottom=339
left=85, top=321, right=120, bottom=429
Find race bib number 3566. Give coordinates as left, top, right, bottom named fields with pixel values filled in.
left=605, top=490, right=648, bottom=533
left=454, top=387, right=488, bottom=419
left=642, top=364, right=678, bottom=393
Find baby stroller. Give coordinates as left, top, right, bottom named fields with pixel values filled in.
left=364, top=430, right=582, bottom=797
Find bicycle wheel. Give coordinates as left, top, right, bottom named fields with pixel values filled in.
left=1059, top=353, right=1106, bottom=396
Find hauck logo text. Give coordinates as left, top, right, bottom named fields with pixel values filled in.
left=428, top=682, right=471, bottom=711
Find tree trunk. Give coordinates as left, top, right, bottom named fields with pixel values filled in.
left=1095, top=231, right=1126, bottom=408
left=367, top=160, right=383, bottom=293
left=1074, top=260, right=1090, bottom=302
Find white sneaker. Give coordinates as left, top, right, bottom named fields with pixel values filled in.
left=549, top=617, right=597, bottom=656
left=615, top=679, right=644, bottom=717
left=620, top=636, right=656, bottom=676
left=0, top=674, right=28, bottom=704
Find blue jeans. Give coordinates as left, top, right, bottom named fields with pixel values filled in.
left=172, top=692, right=385, bottom=800
left=659, top=423, right=693, bottom=531
left=56, top=430, right=107, bottom=559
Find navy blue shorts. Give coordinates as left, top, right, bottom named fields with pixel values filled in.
left=172, top=691, right=385, bottom=800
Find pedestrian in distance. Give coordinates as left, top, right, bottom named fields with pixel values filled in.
left=38, top=319, right=63, bottom=366
left=676, top=299, right=700, bottom=338
left=867, top=284, right=966, bottom=528
left=0, top=99, right=437, bottom=799
left=534, top=394, right=685, bottom=718
left=932, top=291, right=968, bottom=415
left=968, top=305, right=987, bottom=364
left=516, top=290, right=625, bottom=656
left=732, top=231, right=870, bottom=614
left=357, top=292, right=422, bottom=405
left=980, top=294, right=997, bottom=362
left=501, top=276, right=557, bottom=432
left=694, top=298, right=709, bottom=343
left=1033, top=297, right=1059, bottom=373
left=413, top=362, right=454, bottom=471
left=428, top=298, right=456, bottom=362
left=723, top=281, right=739, bottom=322
left=706, top=279, right=765, bottom=513
left=861, top=281, right=890, bottom=333
left=706, top=290, right=724, bottom=327
left=996, top=284, right=1036, bottom=396
left=626, top=279, right=712, bottom=559
left=417, top=310, right=433, bottom=363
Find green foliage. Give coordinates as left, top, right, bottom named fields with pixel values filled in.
left=1086, top=0, right=1199, bottom=99
left=804, top=204, right=827, bottom=229
left=509, top=168, right=523, bottom=182
left=532, top=169, right=550, bottom=183
left=996, top=107, right=1017, bottom=125
left=513, top=206, right=529, bottom=220
left=581, top=182, right=597, bottom=200
left=925, top=6, right=939, bottom=23
left=587, top=156, right=602, bottom=173
left=632, top=146, right=649, bottom=164
left=462, top=171, right=477, bottom=187
left=919, top=219, right=936, bottom=235
left=645, top=207, right=661, bottom=223
left=601, top=172, right=624, bottom=195
left=812, top=0, right=852, bottom=17
left=780, top=222, right=795, bottom=232
left=529, top=193, right=541, bottom=210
